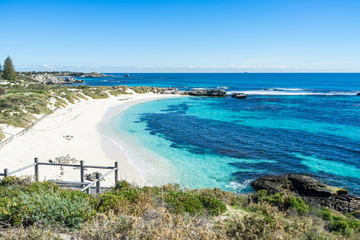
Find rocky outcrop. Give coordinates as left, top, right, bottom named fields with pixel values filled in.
left=251, top=174, right=360, bottom=213
left=64, top=77, right=84, bottom=84
left=357, top=92, right=360, bottom=96
left=31, top=74, right=84, bottom=85
left=79, top=72, right=110, bottom=78
left=32, top=73, right=63, bottom=84
left=156, top=87, right=180, bottom=95
left=231, top=93, right=247, bottom=99
left=183, top=89, right=227, bottom=97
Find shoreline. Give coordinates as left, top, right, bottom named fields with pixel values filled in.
left=0, top=93, right=180, bottom=186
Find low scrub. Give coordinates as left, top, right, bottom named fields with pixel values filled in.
left=1, top=177, right=360, bottom=239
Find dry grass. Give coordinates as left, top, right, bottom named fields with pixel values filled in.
left=1, top=177, right=359, bottom=239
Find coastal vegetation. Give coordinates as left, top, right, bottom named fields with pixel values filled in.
left=0, top=176, right=359, bottom=239
left=0, top=59, right=159, bottom=142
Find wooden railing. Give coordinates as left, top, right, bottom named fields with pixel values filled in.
left=0, top=108, right=59, bottom=149
left=0, top=157, right=118, bottom=194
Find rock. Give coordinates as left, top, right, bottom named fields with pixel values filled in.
left=183, top=89, right=227, bottom=97
left=49, top=154, right=78, bottom=164
left=31, top=73, right=64, bottom=85
left=31, top=74, right=84, bottom=85
left=85, top=172, right=103, bottom=181
left=79, top=72, right=110, bottom=78
left=124, top=74, right=130, bottom=77
left=251, top=174, right=360, bottom=213
left=63, top=135, right=74, bottom=140
left=157, top=87, right=179, bottom=95
left=231, top=93, right=247, bottom=99
left=357, top=92, right=360, bottom=96
left=64, top=77, right=84, bottom=84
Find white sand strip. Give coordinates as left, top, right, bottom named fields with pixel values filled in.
left=0, top=93, right=179, bottom=187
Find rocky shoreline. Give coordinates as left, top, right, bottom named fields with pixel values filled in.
left=251, top=174, right=360, bottom=213
left=31, top=73, right=84, bottom=85
left=156, top=87, right=248, bottom=98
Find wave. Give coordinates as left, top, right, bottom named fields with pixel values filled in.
left=227, top=90, right=357, bottom=96
left=264, top=88, right=304, bottom=91
left=226, top=179, right=253, bottom=193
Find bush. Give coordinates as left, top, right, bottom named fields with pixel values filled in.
left=257, top=190, right=309, bottom=215
left=115, top=180, right=132, bottom=191
left=96, top=187, right=153, bottom=216
left=0, top=179, right=93, bottom=228
left=17, top=192, right=93, bottom=228
left=318, top=207, right=360, bottom=237
left=164, top=191, right=204, bottom=215
left=328, top=220, right=353, bottom=236
left=96, top=191, right=129, bottom=214
left=199, top=194, right=227, bottom=216
left=318, top=207, right=333, bottom=220
left=284, top=196, right=309, bottom=215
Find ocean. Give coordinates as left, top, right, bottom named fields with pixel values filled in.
left=82, top=73, right=360, bottom=194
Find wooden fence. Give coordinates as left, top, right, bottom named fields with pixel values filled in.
left=0, top=157, right=118, bottom=194
left=0, top=108, right=59, bottom=149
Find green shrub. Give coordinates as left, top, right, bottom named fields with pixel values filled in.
left=257, top=189, right=267, bottom=198
left=96, top=186, right=153, bottom=216
left=17, top=191, right=93, bottom=228
left=198, top=194, right=227, bottom=216
left=318, top=207, right=333, bottom=220
left=328, top=220, right=353, bottom=236
left=0, top=176, right=31, bottom=188
left=164, top=191, right=204, bottom=215
left=257, top=190, right=309, bottom=215
left=284, top=196, right=309, bottom=215
left=96, top=191, right=129, bottom=213
left=115, top=180, right=133, bottom=191
left=0, top=179, right=92, bottom=228
left=262, top=192, right=283, bottom=205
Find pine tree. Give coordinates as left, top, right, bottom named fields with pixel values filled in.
left=2, top=56, right=16, bottom=80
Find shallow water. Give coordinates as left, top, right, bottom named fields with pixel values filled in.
left=95, top=74, right=360, bottom=194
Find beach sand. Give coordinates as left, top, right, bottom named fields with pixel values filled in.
left=0, top=93, right=178, bottom=187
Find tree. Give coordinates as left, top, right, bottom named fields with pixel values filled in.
left=2, top=56, right=16, bottom=80
left=0, top=63, right=2, bottom=80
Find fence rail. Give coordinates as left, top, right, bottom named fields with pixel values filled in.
left=0, top=108, right=59, bottom=149
left=0, top=157, right=118, bottom=194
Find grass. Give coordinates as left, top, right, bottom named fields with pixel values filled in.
left=0, top=177, right=359, bottom=239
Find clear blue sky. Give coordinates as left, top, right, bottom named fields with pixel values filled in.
left=1, top=0, right=359, bottom=72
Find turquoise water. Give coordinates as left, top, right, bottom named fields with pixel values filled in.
left=97, top=73, right=360, bottom=194
left=109, top=94, right=360, bottom=194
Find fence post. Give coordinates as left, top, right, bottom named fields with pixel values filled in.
left=114, top=162, right=118, bottom=184
left=80, top=160, right=84, bottom=183
left=96, top=173, right=100, bottom=194
left=34, top=157, right=39, bottom=181
left=4, top=169, right=8, bottom=177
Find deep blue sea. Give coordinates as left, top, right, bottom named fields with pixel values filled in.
left=83, top=73, right=360, bottom=194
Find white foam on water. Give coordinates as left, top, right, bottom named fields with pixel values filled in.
left=227, top=90, right=356, bottom=96
left=226, top=179, right=254, bottom=193
left=265, top=88, right=304, bottom=91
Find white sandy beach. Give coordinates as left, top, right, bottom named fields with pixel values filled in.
left=0, top=93, right=179, bottom=187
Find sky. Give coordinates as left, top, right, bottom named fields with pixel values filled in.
left=0, top=0, right=359, bottom=72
